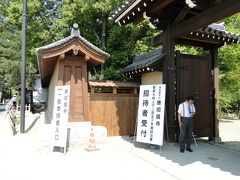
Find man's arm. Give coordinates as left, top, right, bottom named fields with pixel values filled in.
left=192, top=104, right=196, bottom=116
left=178, top=113, right=182, bottom=128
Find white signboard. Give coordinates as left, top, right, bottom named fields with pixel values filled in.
left=52, top=85, right=70, bottom=148
left=136, top=84, right=166, bottom=146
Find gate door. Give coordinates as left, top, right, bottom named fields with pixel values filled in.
left=176, top=52, right=213, bottom=138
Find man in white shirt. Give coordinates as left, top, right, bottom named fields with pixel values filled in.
left=178, top=96, right=196, bottom=153
left=11, top=94, right=17, bottom=109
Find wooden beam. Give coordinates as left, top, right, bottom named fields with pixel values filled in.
left=133, top=0, right=173, bottom=26
left=91, top=87, right=95, bottom=94
left=172, top=6, right=190, bottom=26
left=151, top=32, right=163, bottom=46
left=181, top=34, right=224, bottom=45
left=134, top=88, right=138, bottom=94
left=153, top=32, right=227, bottom=47
left=113, top=87, right=117, bottom=94
left=170, top=0, right=240, bottom=38
left=114, top=0, right=142, bottom=23
left=149, top=0, right=174, bottom=15
left=58, top=53, right=65, bottom=61
left=84, top=54, right=90, bottom=61
left=133, top=14, right=144, bottom=26
left=175, top=38, right=217, bottom=48
left=212, top=0, right=224, bottom=6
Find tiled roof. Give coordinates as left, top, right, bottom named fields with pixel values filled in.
left=109, top=0, right=135, bottom=22
left=89, top=80, right=139, bottom=88
left=36, top=23, right=110, bottom=87
left=122, top=48, right=165, bottom=74
left=36, top=24, right=110, bottom=59
left=110, top=1, right=240, bottom=45
left=196, top=23, right=240, bottom=43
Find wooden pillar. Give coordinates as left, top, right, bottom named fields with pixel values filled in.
left=113, top=87, right=117, bottom=94
left=211, top=48, right=221, bottom=142
left=91, top=87, right=95, bottom=94
left=162, top=29, right=176, bottom=142
left=133, top=88, right=138, bottom=94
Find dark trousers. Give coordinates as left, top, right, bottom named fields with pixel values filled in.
left=12, top=101, right=16, bottom=109
left=179, top=117, right=193, bottom=150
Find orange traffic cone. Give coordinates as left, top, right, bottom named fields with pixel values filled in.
left=85, top=127, right=98, bottom=151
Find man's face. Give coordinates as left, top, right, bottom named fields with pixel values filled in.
left=188, top=99, right=194, bottom=104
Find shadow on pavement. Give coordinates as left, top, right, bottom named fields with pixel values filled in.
left=213, top=140, right=240, bottom=152
left=0, top=104, right=6, bottom=112
left=125, top=137, right=240, bottom=177
left=25, top=115, right=40, bottom=133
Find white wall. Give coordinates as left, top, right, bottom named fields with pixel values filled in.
left=46, top=60, right=60, bottom=122
left=33, top=76, right=48, bottom=103
left=141, top=71, right=163, bottom=85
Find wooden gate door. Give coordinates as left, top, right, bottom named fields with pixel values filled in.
left=176, top=52, right=213, bottom=138
left=58, top=56, right=88, bottom=122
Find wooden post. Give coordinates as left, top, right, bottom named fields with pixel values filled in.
left=133, top=88, right=138, bottom=94
left=91, top=87, right=95, bottom=94
left=113, top=87, right=117, bottom=94
left=162, top=29, right=176, bottom=142
left=211, top=48, right=221, bottom=142
left=208, top=53, right=214, bottom=141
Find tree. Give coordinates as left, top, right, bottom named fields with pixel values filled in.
left=218, top=14, right=240, bottom=117
left=0, top=0, right=37, bottom=95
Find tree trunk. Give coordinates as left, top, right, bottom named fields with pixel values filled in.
left=100, top=14, right=106, bottom=80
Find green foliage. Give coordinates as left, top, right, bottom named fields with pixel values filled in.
left=0, top=0, right=40, bottom=95
left=176, top=46, right=207, bottom=55
left=104, top=22, right=156, bottom=80
left=218, top=14, right=240, bottom=116
left=219, top=44, right=240, bottom=115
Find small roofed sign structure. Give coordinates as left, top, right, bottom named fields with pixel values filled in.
left=37, top=23, right=109, bottom=87
left=112, top=0, right=240, bottom=142
left=36, top=23, right=109, bottom=122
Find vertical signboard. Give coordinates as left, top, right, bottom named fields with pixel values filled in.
left=136, top=84, right=166, bottom=146
left=52, top=85, right=70, bottom=149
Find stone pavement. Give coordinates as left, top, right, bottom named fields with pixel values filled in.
left=217, top=118, right=240, bottom=152
left=0, top=106, right=240, bottom=180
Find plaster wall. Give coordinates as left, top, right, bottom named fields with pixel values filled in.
left=141, top=71, right=163, bottom=85
left=33, top=75, right=48, bottom=103
left=46, top=60, right=60, bottom=123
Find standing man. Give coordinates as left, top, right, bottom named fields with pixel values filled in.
left=178, top=96, right=196, bottom=153
left=11, top=94, right=17, bottom=109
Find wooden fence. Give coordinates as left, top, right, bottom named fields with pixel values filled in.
left=88, top=93, right=139, bottom=136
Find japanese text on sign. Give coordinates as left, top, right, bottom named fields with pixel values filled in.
left=136, top=84, right=166, bottom=146
left=52, top=85, right=70, bottom=148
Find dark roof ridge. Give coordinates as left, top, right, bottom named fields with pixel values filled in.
left=134, top=48, right=163, bottom=62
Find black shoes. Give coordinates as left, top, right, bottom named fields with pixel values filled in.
left=186, top=148, right=193, bottom=152
left=180, top=148, right=193, bottom=153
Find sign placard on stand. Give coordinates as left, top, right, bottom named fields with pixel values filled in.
left=136, top=84, right=166, bottom=146
left=52, top=85, right=70, bottom=153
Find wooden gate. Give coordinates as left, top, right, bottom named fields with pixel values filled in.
left=176, top=52, right=213, bottom=138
